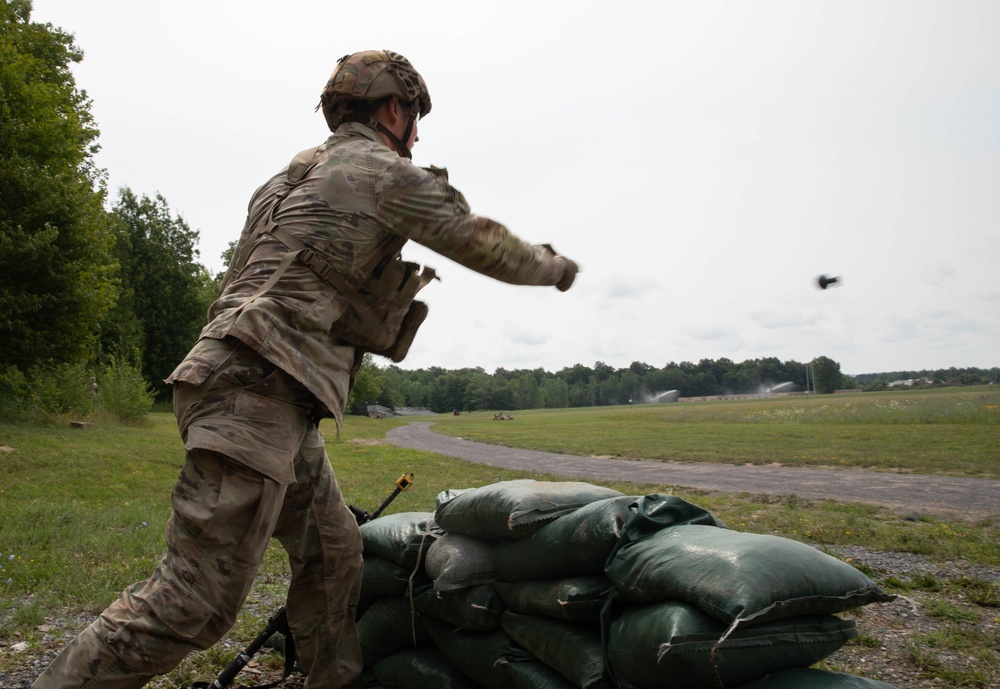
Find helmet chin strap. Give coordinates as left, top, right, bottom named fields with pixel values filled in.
left=347, top=115, right=413, bottom=159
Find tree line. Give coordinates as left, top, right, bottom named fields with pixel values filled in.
left=354, top=360, right=999, bottom=415
left=356, top=356, right=848, bottom=415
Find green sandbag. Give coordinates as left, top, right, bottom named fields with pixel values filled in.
left=359, top=555, right=411, bottom=615
left=495, top=494, right=722, bottom=581
left=606, top=599, right=858, bottom=689
left=606, top=524, right=894, bottom=626
left=612, top=494, right=729, bottom=552
left=360, top=511, right=442, bottom=569
left=372, top=647, right=488, bottom=689
left=496, top=576, right=612, bottom=622
left=493, top=496, right=637, bottom=581
left=423, top=617, right=532, bottom=689
left=500, top=611, right=611, bottom=689
left=507, top=661, right=579, bottom=689
left=413, top=583, right=506, bottom=630
left=735, top=668, right=899, bottom=688
left=354, top=669, right=385, bottom=688
left=357, top=596, right=432, bottom=669
left=434, top=480, right=624, bottom=539
left=425, top=533, right=499, bottom=592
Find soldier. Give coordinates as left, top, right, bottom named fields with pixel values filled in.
left=33, top=50, right=577, bottom=689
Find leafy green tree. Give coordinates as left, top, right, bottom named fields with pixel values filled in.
left=629, top=361, right=653, bottom=376
left=347, top=353, right=383, bottom=415
left=102, top=189, right=215, bottom=398
left=99, top=354, right=155, bottom=421
left=376, top=365, right=408, bottom=409
left=557, top=363, right=593, bottom=387
left=539, top=377, right=569, bottom=408
left=512, top=372, right=540, bottom=409
left=0, top=0, right=116, bottom=369
left=812, top=356, right=843, bottom=394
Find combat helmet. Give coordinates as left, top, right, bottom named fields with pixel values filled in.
left=318, top=50, right=431, bottom=158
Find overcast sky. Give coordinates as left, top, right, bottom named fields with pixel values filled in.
left=30, top=0, right=1000, bottom=376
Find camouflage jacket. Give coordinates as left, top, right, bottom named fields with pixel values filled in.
left=173, top=122, right=567, bottom=425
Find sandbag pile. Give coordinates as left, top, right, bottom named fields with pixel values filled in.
left=354, top=479, right=897, bottom=689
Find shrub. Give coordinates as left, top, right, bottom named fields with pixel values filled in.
left=27, top=362, right=93, bottom=416
left=99, top=356, right=155, bottom=421
left=0, top=363, right=94, bottom=421
left=0, top=364, right=32, bottom=421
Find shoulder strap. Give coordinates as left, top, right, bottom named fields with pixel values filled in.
left=217, top=141, right=430, bottom=327
left=218, top=145, right=325, bottom=294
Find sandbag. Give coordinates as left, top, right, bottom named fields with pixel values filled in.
left=606, top=524, right=894, bottom=626
left=493, top=496, right=638, bottom=581
left=423, top=617, right=531, bottom=689
left=372, top=647, right=488, bottom=689
left=612, top=493, right=729, bottom=552
left=495, top=494, right=723, bottom=581
left=434, top=480, right=623, bottom=539
left=496, top=576, right=612, bottom=622
left=360, top=511, right=442, bottom=569
left=425, top=533, right=499, bottom=592
left=500, top=611, right=611, bottom=689
left=359, top=555, right=411, bottom=615
left=605, top=599, right=858, bottom=689
left=507, top=660, right=579, bottom=689
left=413, top=583, right=506, bottom=630
left=357, top=596, right=431, bottom=669
left=735, top=668, right=899, bottom=688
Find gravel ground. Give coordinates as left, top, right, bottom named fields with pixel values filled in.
left=3, top=543, right=997, bottom=689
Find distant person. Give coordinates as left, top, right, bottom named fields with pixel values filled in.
left=34, top=50, right=577, bottom=689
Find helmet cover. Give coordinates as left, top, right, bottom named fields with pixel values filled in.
left=319, top=50, right=431, bottom=131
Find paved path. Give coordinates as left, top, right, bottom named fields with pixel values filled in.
left=385, top=422, right=1000, bottom=518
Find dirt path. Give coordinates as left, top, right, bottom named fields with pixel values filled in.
left=385, top=422, right=1000, bottom=518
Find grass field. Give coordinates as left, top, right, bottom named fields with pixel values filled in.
left=433, top=387, right=1000, bottom=478
left=1, top=388, right=997, bottom=687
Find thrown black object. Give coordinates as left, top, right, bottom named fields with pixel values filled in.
left=818, top=275, right=840, bottom=290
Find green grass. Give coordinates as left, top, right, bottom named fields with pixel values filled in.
left=1, top=400, right=998, bottom=687
left=433, top=388, right=1000, bottom=477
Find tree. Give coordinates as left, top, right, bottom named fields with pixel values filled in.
left=347, top=353, right=382, bottom=415
left=812, top=356, right=843, bottom=394
left=0, top=1, right=116, bottom=369
left=101, top=189, right=216, bottom=398
left=540, top=377, right=569, bottom=409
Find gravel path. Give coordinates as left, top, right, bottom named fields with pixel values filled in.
left=385, top=422, right=1000, bottom=518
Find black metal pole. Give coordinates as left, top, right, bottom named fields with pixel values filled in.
left=194, top=607, right=288, bottom=689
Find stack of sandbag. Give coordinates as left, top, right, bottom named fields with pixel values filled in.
left=353, top=480, right=898, bottom=689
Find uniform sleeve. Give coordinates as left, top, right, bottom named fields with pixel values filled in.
left=376, top=161, right=568, bottom=287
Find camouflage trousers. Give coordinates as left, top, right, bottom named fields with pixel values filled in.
left=33, top=338, right=363, bottom=689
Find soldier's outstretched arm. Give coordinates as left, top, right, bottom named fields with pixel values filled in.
left=378, top=162, right=578, bottom=290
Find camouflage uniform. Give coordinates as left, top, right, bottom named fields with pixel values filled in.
left=205, top=121, right=573, bottom=432
left=34, top=62, right=574, bottom=689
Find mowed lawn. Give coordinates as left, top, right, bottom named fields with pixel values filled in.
left=432, top=387, right=1000, bottom=478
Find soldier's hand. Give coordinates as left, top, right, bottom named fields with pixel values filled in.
left=555, top=256, right=579, bottom=292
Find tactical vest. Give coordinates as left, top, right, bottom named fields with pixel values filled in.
left=220, top=142, right=437, bottom=362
